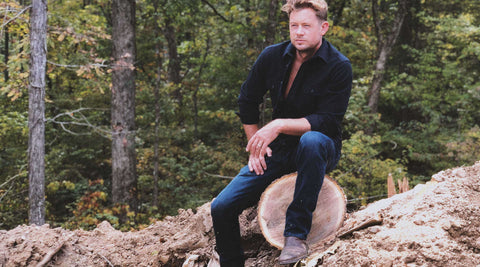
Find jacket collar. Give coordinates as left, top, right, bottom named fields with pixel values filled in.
left=282, top=37, right=329, bottom=63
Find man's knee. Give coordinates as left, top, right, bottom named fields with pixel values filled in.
left=299, top=131, right=332, bottom=152
left=211, top=197, right=226, bottom=219
left=211, top=194, right=240, bottom=221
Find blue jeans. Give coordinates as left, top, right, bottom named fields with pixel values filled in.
left=211, top=131, right=340, bottom=266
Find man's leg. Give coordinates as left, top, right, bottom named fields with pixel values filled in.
left=211, top=158, right=295, bottom=266
left=279, top=132, right=340, bottom=264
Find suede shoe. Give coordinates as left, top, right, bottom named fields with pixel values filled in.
left=278, top=236, right=308, bottom=265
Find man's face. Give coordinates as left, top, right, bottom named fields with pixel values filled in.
left=289, top=8, right=329, bottom=53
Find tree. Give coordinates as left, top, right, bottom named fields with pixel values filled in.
left=367, top=0, right=409, bottom=113
left=265, top=0, right=279, bottom=46
left=28, top=0, right=47, bottom=225
left=2, top=26, right=8, bottom=82
left=152, top=0, right=163, bottom=209
left=111, top=0, right=137, bottom=213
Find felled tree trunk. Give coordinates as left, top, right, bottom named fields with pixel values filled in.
left=258, top=173, right=346, bottom=249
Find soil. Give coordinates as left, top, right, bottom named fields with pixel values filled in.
left=1, top=161, right=479, bottom=267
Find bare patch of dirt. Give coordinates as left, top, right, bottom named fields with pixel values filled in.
left=1, top=161, right=479, bottom=266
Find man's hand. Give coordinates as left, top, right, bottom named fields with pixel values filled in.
left=247, top=147, right=272, bottom=175
left=246, top=121, right=281, bottom=175
left=243, top=118, right=310, bottom=175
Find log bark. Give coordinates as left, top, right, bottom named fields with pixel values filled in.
left=28, top=0, right=47, bottom=226
left=258, top=173, right=346, bottom=249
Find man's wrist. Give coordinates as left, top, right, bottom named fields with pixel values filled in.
left=270, top=119, right=285, bottom=135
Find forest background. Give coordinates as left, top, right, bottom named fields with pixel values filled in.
left=0, top=0, right=479, bottom=231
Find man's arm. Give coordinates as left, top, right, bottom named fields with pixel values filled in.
left=243, top=124, right=259, bottom=141
left=245, top=118, right=311, bottom=175
left=304, top=60, right=352, bottom=135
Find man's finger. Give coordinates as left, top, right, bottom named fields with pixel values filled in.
left=266, top=147, right=273, bottom=157
left=253, top=157, right=264, bottom=175
left=260, top=156, right=267, bottom=171
left=247, top=137, right=262, bottom=152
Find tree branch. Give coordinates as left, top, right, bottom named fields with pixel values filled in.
left=384, top=0, right=408, bottom=48
left=0, top=5, right=32, bottom=29
left=1, top=4, right=31, bottom=46
left=36, top=240, right=66, bottom=267
left=200, top=0, right=231, bottom=23
left=0, top=180, right=15, bottom=203
left=47, top=60, right=110, bottom=69
left=205, top=172, right=235, bottom=180
left=371, top=0, right=382, bottom=47
left=46, top=108, right=113, bottom=139
left=0, top=167, right=26, bottom=190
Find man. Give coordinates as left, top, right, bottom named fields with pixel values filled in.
left=210, top=0, right=352, bottom=265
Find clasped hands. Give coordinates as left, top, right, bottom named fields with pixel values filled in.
left=246, top=121, right=280, bottom=175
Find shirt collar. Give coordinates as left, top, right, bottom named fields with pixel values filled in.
left=282, top=37, right=329, bottom=63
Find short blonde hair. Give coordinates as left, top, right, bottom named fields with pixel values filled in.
left=281, top=0, right=328, bottom=21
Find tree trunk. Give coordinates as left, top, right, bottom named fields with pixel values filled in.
left=258, top=173, right=346, bottom=249
left=265, top=0, right=278, bottom=46
left=368, top=46, right=390, bottom=113
left=111, top=0, right=137, bottom=212
left=3, top=26, right=9, bottom=82
left=152, top=2, right=162, bottom=208
left=259, top=0, right=279, bottom=126
left=330, top=0, right=348, bottom=25
left=193, top=38, right=210, bottom=138
left=163, top=16, right=184, bottom=125
left=367, top=0, right=408, bottom=113
left=163, top=17, right=182, bottom=98
left=28, top=0, right=47, bottom=226
left=245, top=0, right=254, bottom=48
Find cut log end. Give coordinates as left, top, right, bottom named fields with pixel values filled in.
left=258, top=173, right=346, bottom=249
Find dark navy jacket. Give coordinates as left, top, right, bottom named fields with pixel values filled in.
left=237, top=38, right=352, bottom=150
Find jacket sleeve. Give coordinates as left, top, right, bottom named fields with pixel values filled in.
left=237, top=49, right=271, bottom=125
left=305, top=60, right=352, bottom=134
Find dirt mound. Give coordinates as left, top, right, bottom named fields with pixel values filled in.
left=1, top=162, right=480, bottom=266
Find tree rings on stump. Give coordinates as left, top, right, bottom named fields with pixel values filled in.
left=258, top=173, right=346, bottom=249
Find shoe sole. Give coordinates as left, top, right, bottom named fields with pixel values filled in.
left=278, top=253, right=308, bottom=265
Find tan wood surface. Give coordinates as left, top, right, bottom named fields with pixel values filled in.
left=258, top=173, right=346, bottom=249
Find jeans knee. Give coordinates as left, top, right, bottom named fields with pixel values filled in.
left=299, top=131, right=329, bottom=152
left=211, top=196, right=234, bottom=220
left=211, top=198, right=223, bottom=219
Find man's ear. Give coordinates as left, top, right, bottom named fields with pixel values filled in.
left=320, top=21, right=329, bottom=36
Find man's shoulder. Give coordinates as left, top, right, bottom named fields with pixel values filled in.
left=324, top=40, right=350, bottom=64
left=260, top=41, right=291, bottom=58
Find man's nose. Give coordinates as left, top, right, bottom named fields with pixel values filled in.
left=295, top=26, right=305, bottom=35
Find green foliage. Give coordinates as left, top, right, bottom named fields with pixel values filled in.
left=63, top=179, right=135, bottom=230
left=136, top=126, right=245, bottom=219
left=1, top=0, right=480, bottom=230
left=377, top=8, right=480, bottom=177
left=332, top=131, right=407, bottom=203
left=0, top=170, right=28, bottom=228
left=445, top=126, right=480, bottom=166
left=0, top=112, right=28, bottom=229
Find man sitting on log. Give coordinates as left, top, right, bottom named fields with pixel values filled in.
left=210, top=0, right=352, bottom=265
